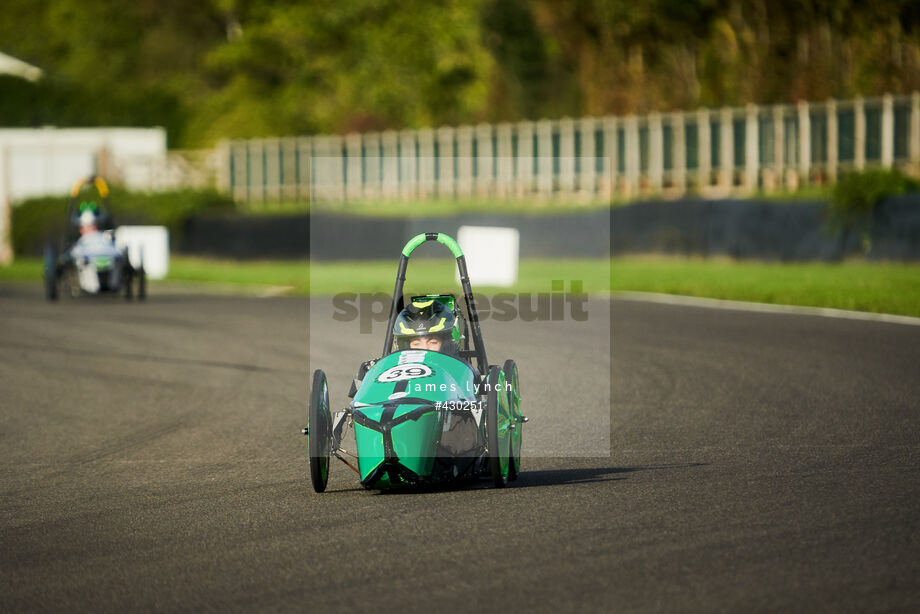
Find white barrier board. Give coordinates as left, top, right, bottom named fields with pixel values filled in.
left=456, top=226, right=519, bottom=287
left=114, top=226, right=169, bottom=280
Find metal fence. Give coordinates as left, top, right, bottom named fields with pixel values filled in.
left=218, top=93, right=920, bottom=204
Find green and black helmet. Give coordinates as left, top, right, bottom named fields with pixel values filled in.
left=393, top=296, right=465, bottom=354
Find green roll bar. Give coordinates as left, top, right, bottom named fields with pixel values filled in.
left=383, top=233, right=488, bottom=376
left=401, top=232, right=464, bottom=258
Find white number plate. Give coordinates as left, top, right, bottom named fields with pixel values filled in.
left=377, top=363, right=433, bottom=383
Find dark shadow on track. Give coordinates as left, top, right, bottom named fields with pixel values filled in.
left=328, top=462, right=709, bottom=495
left=0, top=340, right=300, bottom=374
left=512, top=462, right=708, bottom=488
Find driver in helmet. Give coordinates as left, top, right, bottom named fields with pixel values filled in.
left=71, top=200, right=112, bottom=236
left=348, top=297, right=466, bottom=399
left=70, top=201, right=123, bottom=292
left=79, top=207, right=99, bottom=235
left=392, top=298, right=464, bottom=356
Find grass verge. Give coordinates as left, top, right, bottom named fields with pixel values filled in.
left=609, top=258, right=920, bottom=317
left=2, top=256, right=918, bottom=318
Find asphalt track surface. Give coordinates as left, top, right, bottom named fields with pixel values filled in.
left=2, top=283, right=919, bottom=612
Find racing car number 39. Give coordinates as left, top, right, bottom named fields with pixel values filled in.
left=377, top=363, right=433, bottom=383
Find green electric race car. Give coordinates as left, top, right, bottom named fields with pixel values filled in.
left=304, top=232, right=525, bottom=492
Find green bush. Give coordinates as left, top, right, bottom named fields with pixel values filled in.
left=11, top=187, right=235, bottom=256
left=826, top=169, right=919, bottom=253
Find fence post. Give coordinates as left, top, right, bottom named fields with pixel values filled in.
left=281, top=138, right=295, bottom=201
left=603, top=116, right=618, bottom=197
left=536, top=119, right=553, bottom=198
left=719, top=107, right=733, bottom=190
left=345, top=133, right=363, bottom=201
left=436, top=127, right=454, bottom=199
left=265, top=138, right=281, bottom=202
left=671, top=112, right=686, bottom=194
left=456, top=125, right=474, bottom=198
left=697, top=109, right=711, bottom=191
left=798, top=101, right=811, bottom=185
left=579, top=117, right=597, bottom=199
left=362, top=132, right=380, bottom=200
left=232, top=141, right=245, bottom=201
left=625, top=115, right=639, bottom=197
left=381, top=130, right=399, bottom=199
left=307, top=137, right=320, bottom=203
left=559, top=117, right=575, bottom=196
left=649, top=112, right=663, bottom=193
left=215, top=140, right=230, bottom=195
left=399, top=131, right=416, bottom=200
left=246, top=139, right=265, bottom=203
left=417, top=128, right=435, bottom=199
left=881, top=94, right=894, bottom=168
left=475, top=123, right=494, bottom=198
left=297, top=137, right=312, bottom=203
left=324, top=135, right=346, bottom=203
left=745, top=104, right=759, bottom=193
left=772, top=105, right=785, bottom=190
left=333, top=135, right=346, bottom=202
left=516, top=121, right=534, bottom=197
left=855, top=97, right=866, bottom=170
left=827, top=99, right=838, bottom=182
left=315, top=135, right=331, bottom=203
left=496, top=122, right=513, bottom=199
left=912, top=92, right=920, bottom=173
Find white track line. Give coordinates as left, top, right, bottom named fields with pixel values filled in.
left=614, top=291, right=920, bottom=326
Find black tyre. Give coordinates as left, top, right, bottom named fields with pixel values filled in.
left=124, top=266, right=133, bottom=300
left=61, top=265, right=80, bottom=299
left=308, top=369, right=332, bottom=493
left=137, top=266, right=146, bottom=301
left=43, top=244, right=58, bottom=302
left=486, top=366, right=510, bottom=488
left=503, top=359, right=522, bottom=481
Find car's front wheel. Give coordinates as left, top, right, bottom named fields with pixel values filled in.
left=486, top=366, right=511, bottom=488
left=503, top=359, right=521, bottom=481
left=308, top=369, right=332, bottom=493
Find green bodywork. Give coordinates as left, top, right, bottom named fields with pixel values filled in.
left=352, top=349, right=481, bottom=488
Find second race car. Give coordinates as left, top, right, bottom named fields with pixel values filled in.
left=43, top=176, right=146, bottom=301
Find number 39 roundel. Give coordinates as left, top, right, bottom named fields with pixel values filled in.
left=377, top=363, right=433, bottom=383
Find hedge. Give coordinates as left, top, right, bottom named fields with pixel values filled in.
left=11, top=187, right=234, bottom=256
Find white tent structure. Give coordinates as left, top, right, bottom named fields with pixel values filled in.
left=0, top=51, right=45, bottom=262
left=0, top=51, right=43, bottom=82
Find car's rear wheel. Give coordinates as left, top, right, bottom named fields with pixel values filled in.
left=137, top=266, right=146, bottom=301
left=486, top=366, right=510, bottom=488
left=124, top=266, right=134, bottom=300
left=43, top=244, right=58, bottom=302
left=503, top=359, right=521, bottom=481
left=308, top=369, right=332, bottom=493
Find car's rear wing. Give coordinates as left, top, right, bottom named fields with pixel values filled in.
left=65, top=175, right=114, bottom=238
